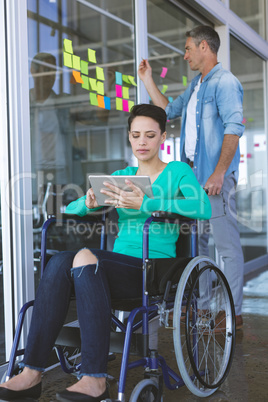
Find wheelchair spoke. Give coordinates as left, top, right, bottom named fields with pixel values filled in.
left=173, top=257, right=235, bottom=397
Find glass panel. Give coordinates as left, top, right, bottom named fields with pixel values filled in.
left=0, top=188, right=4, bottom=363
left=27, top=0, right=135, bottom=289
left=147, top=0, right=201, bottom=162
left=75, top=0, right=133, bottom=23
left=230, top=36, right=267, bottom=262
left=229, top=0, right=266, bottom=39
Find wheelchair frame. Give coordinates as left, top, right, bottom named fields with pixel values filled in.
left=3, top=209, right=236, bottom=401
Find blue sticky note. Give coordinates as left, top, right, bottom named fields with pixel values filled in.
left=104, top=96, right=111, bottom=110
left=115, top=71, right=123, bottom=85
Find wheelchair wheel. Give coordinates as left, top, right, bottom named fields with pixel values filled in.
left=173, top=256, right=235, bottom=397
left=129, top=378, right=163, bottom=402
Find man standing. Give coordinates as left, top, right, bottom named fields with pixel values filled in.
left=138, top=25, right=244, bottom=329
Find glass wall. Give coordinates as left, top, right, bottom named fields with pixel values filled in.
left=0, top=193, right=4, bottom=363
left=230, top=36, right=267, bottom=261
left=147, top=0, right=201, bottom=162
left=229, top=0, right=266, bottom=39
left=27, top=0, right=136, bottom=287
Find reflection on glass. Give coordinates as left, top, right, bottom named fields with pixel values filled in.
left=0, top=189, right=5, bottom=363
left=147, top=0, right=200, bottom=158
left=229, top=0, right=266, bottom=39
left=28, top=0, right=135, bottom=289
left=230, top=36, right=267, bottom=261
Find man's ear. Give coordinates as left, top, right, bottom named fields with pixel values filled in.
left=201, top=40, right=209, bottom=51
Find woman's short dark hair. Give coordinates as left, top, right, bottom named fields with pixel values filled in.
left=186, top=25, right=220, bottom=54
left=128, top=104, right=167, bottom=133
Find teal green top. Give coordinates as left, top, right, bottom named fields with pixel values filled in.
left=66, top=161, right=211, bottom=259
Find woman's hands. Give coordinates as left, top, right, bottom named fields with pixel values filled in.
left=101, top=179, right=145, bottom=210
left=85, top=188, right=99, bottom=209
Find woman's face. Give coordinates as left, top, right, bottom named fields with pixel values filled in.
left=128, top=116, right=166, bottom=162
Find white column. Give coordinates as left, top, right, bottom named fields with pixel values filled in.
left=1, top=0, right=35, bottom=357
left=215, top=25, right=230, bottom=71
left=135, top=0, right=149, bottom=104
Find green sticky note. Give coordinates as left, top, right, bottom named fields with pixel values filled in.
left=72, top=55, right=80, bottom=70
left=81, top=75, right=89, bottom=90
left=63, top=52, right=72, bottom=68
left=88, top=48, right=97, bottom=63
left=97, top=81, right=104, bottom=95
left=63, top=39, right=73, bottom=54
left=80, top=60, right=88, bottom=75
left=96, top=66, right=105, bottom=81
left=122, top=86, right=129, bottom=99
left=161, top=85, right=168, bottom=94
left=89, top=78, right=97, bottom=91
left=182, top=75, right=188, bottom=86
left=128, top=100, right=134, bottom=111
left=89, top=92, right=98, bottom=106
left=116, top=98, right=123, bottom=111
left=122, top=74, right=131, bottom=84
left=128, top=75, right=137, bottom=86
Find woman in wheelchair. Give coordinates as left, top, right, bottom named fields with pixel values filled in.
left=0, top=104, right=211, bottom=401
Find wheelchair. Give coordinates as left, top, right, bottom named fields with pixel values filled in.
left=2, top=208, right=236, bottom=401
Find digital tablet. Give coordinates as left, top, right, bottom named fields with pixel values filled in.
left=88, top=175, right=153, bottom=206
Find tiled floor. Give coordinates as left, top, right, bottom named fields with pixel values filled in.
left=12, top=268, right=268, bottom=401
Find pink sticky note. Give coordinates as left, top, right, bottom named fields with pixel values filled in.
left=116, top=84, right=122, bottom=98
left=160, top=143, right=164, bottom=150
left=242, top=117, right=247, bottom=124
left=167, top=145, right=171, bottom=155
left=123, top=99, right=129, bottom=112
left=160, top=67, right=168, bottom=78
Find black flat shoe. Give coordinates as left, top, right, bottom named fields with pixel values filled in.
left=0, top=382, right=41, bottom=401
left=56, top=386, right=109, bottom=402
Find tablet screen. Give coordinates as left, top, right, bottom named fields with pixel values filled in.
left=88, top=175, right=153, bottom=206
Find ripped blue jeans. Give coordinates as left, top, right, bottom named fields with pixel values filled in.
left=22, top=249, right=143, bottom=377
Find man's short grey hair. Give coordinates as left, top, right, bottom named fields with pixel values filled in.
left=186, top=26, right=220, bottom=54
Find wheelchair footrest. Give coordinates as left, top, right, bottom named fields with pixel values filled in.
left=55, top=326, right=81, bottom=348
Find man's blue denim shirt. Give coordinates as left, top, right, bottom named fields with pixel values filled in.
left=165, top=63, right=245, bottom=186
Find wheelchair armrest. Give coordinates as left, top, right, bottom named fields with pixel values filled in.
left=151, top=211, right=194, bottom=223
left=60, top=213, right=103, bottom=222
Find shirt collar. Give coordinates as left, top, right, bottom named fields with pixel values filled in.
left=202, top=62, right=222, bottom=82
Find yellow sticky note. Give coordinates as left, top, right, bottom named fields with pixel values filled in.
left=96, top=66, right=105, bottom=81
left=116, top=98, right=123, bottom=111
left=89, top=78, right=97, bottom=91
left=88, top=48, right=97, bottom=63
left=128, top=75, right=137, bottom=86
left=182, top=75, right=188, bottom=86
left=63, top=39, right=73, bottom=54
left=97, top=81, right=104, bottom=95
left=161, top=85, right=168, bottom=94
left=128, top=100, right=135, bottom=111
left=63, top=52, right=72, bottom=68
left=122, top=87, right=129, bottom=99
left=72, top=55, right=80, bottom=70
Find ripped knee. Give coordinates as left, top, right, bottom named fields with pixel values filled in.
left=72, top=248, right=98, bottom=268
